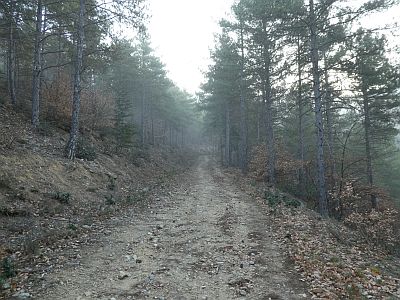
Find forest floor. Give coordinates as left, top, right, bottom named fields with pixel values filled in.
left=26, top=155, right=308, bottom=300
left=1, top=105, right=399, bottom=299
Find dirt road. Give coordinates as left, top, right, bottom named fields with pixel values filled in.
left=34, top=156, right=307, bottom=299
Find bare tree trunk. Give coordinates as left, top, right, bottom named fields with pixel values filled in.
left=169, top=123, right=173, bottom=147
left=238, top=22, right=248, bottom=173
left=141, top=82, right=146, bottom=146
left=150, top=106, right=154, bottom=145
left=225, top=102, right=231, bottom=167
left=297, top=36, right=305, bottom=195
left=220, top=135, right=224, bottom=164
left=257, top=109, right=261, bottom=144
left=362, top=89, right=377, bottom=208
left=7, top=0, right=17, bottom=107
left=262, top=21, right=275, bottom=185
left=181, top=127, right=184, bottom=148
left=323, top=51, right=336, bottom=187
left=32, top=0, right=43, bottom=128
left=309, top=0, right=328, bottom=217
left=66, top=0, right=85, bottom=159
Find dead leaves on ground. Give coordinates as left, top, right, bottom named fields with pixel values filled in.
left=266, top=206, right=400, bottom=299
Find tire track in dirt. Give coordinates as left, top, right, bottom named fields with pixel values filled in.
left=34, top=156, right=307, bottom=299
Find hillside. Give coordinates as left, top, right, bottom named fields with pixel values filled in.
left=0, top=104, right=400, bottom=299
left=0, top=105, right=194, bottom=299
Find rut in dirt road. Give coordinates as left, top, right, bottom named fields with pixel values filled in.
left=35, top=156, right=307, bottom=300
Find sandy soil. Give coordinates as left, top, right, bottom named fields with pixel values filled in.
left=33, top=156, right=307, bottom=300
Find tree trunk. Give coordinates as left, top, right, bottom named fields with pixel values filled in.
left=141, top=81, right=146, bottom=146
left=323, top=51, right=336, bottom=186
left=32, top=0, right=43, bottom=128
left=7, top=0, right=17, bottom=107
left=309, top=0, right=328, bottom=217
left=297, top=36, right=306, bottom=195
left=66, top=0, right=85, bottom=159
left=362, top=89, right=377, bottom=208
left=225, top=102, right=231, bottom=167
left=262, top=21, right=275, bottom=185
left=238, top=22, right=248, bottom=173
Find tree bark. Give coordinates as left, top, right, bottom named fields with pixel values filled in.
left=323, top=51, right=336, bottom=186
left=141, top=82, right=146, bottom=146
left=362, top=89, right=377, bottom=208
left=66, top=0, right=85, bottom=159
left=225, top=102, right=231, bottom=167
left=297, top=36, right=306, bottom=195
left=309, top=0, right=328, bottom=217
left=239, top=21, right=248, bottom=173
left=262, top=20, right=275, bottom=185
left=32, top=0, right=43, bottom=128
left=7, top=0, right=17, bottom=107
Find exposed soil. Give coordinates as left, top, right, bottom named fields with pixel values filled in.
left=30, top=156, right=308, bottom=300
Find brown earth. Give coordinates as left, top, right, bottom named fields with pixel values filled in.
left=29, top=156, right=308, bottom=300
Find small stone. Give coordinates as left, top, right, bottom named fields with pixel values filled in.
left=84, top=291, right=92, bottom=297
left=118, top=271, right=130, bottom=280
left=299, top=294, right=307, bottom=298
left=239, top=289, right=247, bottom=296
left=12, top=291, right=32, bottom=299
left=2, top=282, right=11, bottom=290
left=125, top=255, right=132, bottom=261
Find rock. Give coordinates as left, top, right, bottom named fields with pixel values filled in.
left=2, top=282, right=11, bottom=290
left=118, top=271, right=130, bottom=280
left=299, top=294, right=307, bottom=298
left=124, top=255, right=132, bottom=261
left=239, top=289, right=247, bottom=296
left=84, top=291, right=92, bottom=297
left=12, top=290, right=32, bottom=299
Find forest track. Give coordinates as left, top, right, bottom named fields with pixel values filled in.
left=33, top=156, right=307, bottom=300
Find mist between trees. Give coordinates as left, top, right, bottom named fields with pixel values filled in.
left=199, top=0, right=400, bottom=219
left=1, top=0, right=400, bottom=221
left=0, top=0, right=204, bottom=160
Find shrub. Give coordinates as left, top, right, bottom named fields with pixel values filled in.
left=344, top=208, right=400, bottom=253
left=1, top=257, right=16, bottom=279
left=127, top=147, right=149, bottom=166
left=52, top=191, right=71, bottom=204
left=264, top=190, right=301, bottom=208
left=75, top=137, right=97, bottom=161
left=105, top=194, right=116, bottom=205
left=107, top=175, right=116, bottom=191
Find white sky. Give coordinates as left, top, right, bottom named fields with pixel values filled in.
left=146, top=0, right=400, bottom=95
left=147, top=0, right=234, bottom=94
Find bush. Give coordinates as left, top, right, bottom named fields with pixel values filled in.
left=344, top=209, right=400, bottom=253
left=105, top=194, right=116, bottom=205
left=1, top=257, right=16, bottom=279
left=127, top=147, right=149, bottom=165
left=76, top=137, right=97, bottom=161
left=264, top=190, right=301, bottom=208
left=52, top=191, right=71, bottom=204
